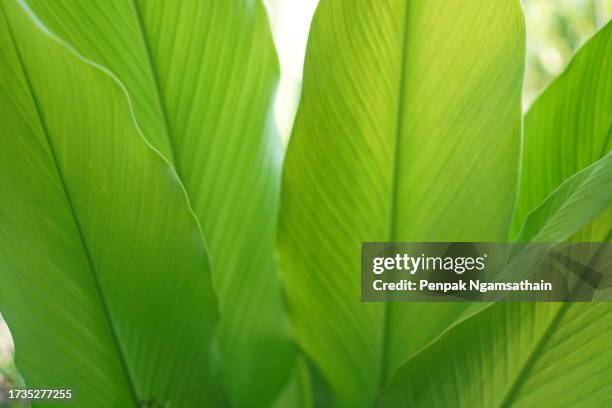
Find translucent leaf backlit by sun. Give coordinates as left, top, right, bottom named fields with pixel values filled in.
left=279, top=0, right=525, bottom=405
left=19, top=0, right=295, bottom=405
left=0, top=1, right=220, bottom=406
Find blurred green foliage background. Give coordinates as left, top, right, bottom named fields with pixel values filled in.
left=523, top=0, right=611, bottom=106
left=0, top=0, right=610, bottom=403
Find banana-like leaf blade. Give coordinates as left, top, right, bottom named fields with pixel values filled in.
left=516, top=153, right=612, bottom=243
left=511, top=21, right=612, bottom=237
left=379, top=22, right=612, bottom=408
left=378, top=155, right=612, bottom=406
left=378, top=302, right=612, bottom=407
left=19, top=0, right=293, bottom=404
left=278, top=0, right=525, bottom=404
left=0, top=2, right=220, bottom=406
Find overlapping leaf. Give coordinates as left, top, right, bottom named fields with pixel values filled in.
left=512, top=19, right=612, bottom=237
left=20, top=0, right=293, bottom=404
left=379, top=22, right=612, bottom=407
left=378, top=301, right=612, bottom=407
left=278, top=0, right=525, bottom=405
left=0, top=1, right=220, bottom=406
left=516, top=153, right=612, bottom=243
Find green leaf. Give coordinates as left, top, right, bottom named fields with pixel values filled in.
left=516, top=153, right=612, bottom=243
left=278, top=0, right=525, bottom=405
left=378, top=23, right=612, bottom=408
left=0, top=1, right=221, bottom=406
left=511, top=21, right=612, bottom=237
left=513, top=21, right=612, bottom=245
left=379, top=167, right=612, bottom=404
left=273, top=356, right=314, bottom=408
left=19, top=0, right=294, bottom=404
left=378, top=302, right=612, bottom=407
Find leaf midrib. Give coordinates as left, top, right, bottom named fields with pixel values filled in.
left=498, top=302, right=570, bottom=408
left=2, top=4, right=140, bottom=405
left=379, top=0, right=412, bottom=388
left=499, top=229, right=611, bottom=407
left=130, top=0, right=181, bottom=172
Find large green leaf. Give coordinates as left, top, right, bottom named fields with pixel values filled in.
left=375, top=150, right=612, bottom=388
left=378, top=157, right=612, bottom=405
left=512, top=21, right=612, bottom=246
left=379, top=22, right=612, bottom=407
left=378, top=181, right=612, bottom=407
left=378, top=302, right=612, bottom=407
left=0, top=1, right=220, bottom=406
left=511, top=20, right=612, bottom=237
left=19, top=0, right=293, bottom=404
left=278, top=0, right=525, bottom=405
